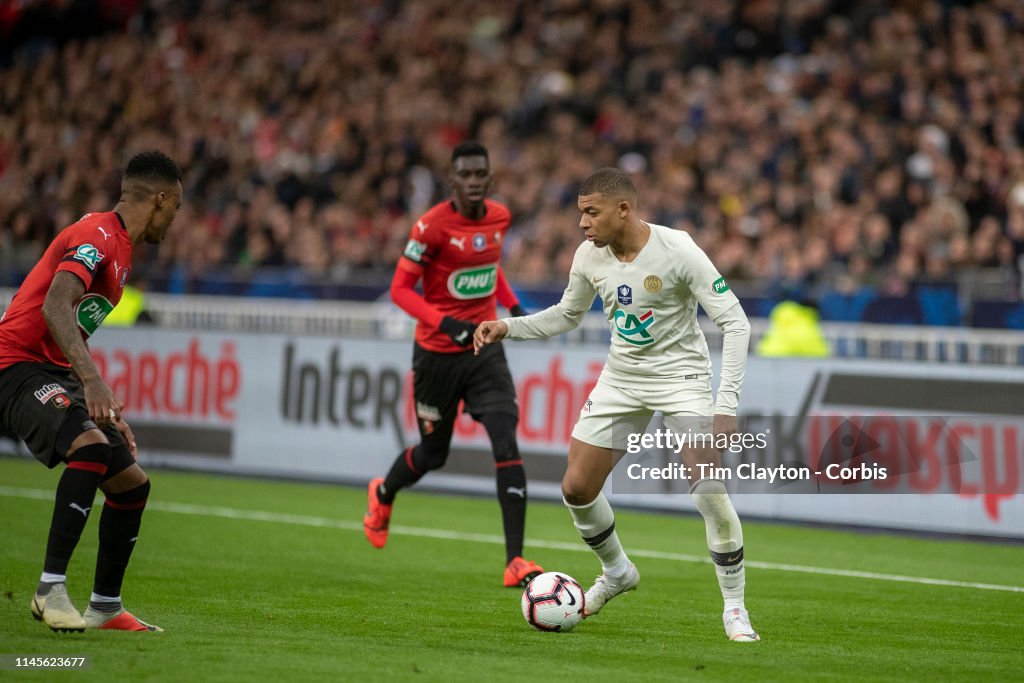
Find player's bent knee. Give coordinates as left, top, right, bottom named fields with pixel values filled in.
left=104, top=478, right=150, bottom=509
left=66, top=440, right=112, bottom=477
left=102, top=442, right=141, bottom=483
left=101, top=462, right=148, bottom=494
left=417, top=445, right=449, bottom=472
left=561, top=477, right=600, bottom=506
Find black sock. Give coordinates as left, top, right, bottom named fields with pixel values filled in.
left=480, top=413, right=527, bottom=563
left=43, top=445, right=109, bottom=575
left=93, top=480, right=150, bottom=599
left=379, top=446, right=426, bottom=504
left=495, top=463, right=527, bottom=563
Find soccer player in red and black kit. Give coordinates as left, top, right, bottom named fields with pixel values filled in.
left=363, top=141, right=544, bottom=587
left=0, top=151, right=182, bottom=632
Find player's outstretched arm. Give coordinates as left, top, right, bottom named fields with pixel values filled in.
left=473, top=320, right=508, bottom=355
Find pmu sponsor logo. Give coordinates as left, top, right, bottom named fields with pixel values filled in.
left=280, top=343, right=405, bottom=445
left=76, top=294, right=113, bottom=337
left=34, top=383, right=67, bottom=404
left=91, top=339, right=240, bottom=420
left=613, top=309, right=655, bottom=346
left=447, top=264, right=497, bottom=300
left=712, top=276, right=730, bottom=294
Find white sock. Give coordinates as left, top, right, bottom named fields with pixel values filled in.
left=691, top=478, right=745, bottom=611
left=40, top=572, right=66, bottom=584
left=565, top=492, right=630, bottom=575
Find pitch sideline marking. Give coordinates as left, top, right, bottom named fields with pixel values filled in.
left=1, top=485, right=1021, bottom=594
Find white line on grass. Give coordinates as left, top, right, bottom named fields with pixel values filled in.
left=2, top=485, right=1021, bottom=594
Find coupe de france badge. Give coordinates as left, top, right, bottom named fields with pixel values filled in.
left=617, top=284, right=632, bottom=305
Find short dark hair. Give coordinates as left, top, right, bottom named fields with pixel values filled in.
left=579, top=167, right=636, bottom=201
left=124, top=151, right=182, bottom=185
left=452, top=141, right=489, bottom=164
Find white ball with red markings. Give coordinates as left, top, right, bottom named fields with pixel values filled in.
left=521, top=571, right=585, bottom=632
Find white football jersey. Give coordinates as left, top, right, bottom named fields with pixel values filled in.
left=504, top=223, right=741, bottom=388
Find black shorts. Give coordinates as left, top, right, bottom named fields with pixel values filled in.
left=412, top=342, right=517, bottom=434
left=0, top=362, right=126, bottom=469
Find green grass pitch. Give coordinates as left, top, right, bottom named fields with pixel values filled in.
left=0, top=456, right=1021, bottom=682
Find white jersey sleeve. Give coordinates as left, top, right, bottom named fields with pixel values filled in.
left=676, top=232, right=750, bottom=414
left=503, top=244, right=596, bottom=340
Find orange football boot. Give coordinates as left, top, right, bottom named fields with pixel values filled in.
left=504, top=556, right=544, bottom=588
left=83, top=607, right=162, bottom=631
left=363, top=477, right=393, bottom=549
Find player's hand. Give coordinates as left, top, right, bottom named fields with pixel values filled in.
left=83, top=377, right=122, bottom=427
left=473, top=320, right=508, bottom=355
left=114, top=416, right=138, bottom=459
left=439, top=316, right=477, bottom=347
left=509, top=304, right=528, bottom=317
left=713, top=414, right=739, bottom=451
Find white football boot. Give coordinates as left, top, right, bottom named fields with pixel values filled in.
left=583, top=563, right=639, bottom=617
left=724, top=607, right=761, bottom=642
left=31, top=583, right=86, bottom=632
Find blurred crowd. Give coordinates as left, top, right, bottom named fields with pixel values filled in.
left=2, top=0, right=1024, bottom=301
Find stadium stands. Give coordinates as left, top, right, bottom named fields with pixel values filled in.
left=2, top=0, right=1023, bottom=326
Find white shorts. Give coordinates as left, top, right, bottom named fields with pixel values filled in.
left=572, top=375, right=714, bottom=450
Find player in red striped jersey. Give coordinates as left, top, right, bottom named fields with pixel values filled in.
left=0, top=151, right=181, bottom=632
left=363, top=141, right=543, bottom=587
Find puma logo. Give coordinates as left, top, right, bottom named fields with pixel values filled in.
left=417, top=220, right=429, bottom=234
left=454, top=330, right=471, bottom=344
left=449, top=236, right=465, bottom=251
left=506, top=486, right=526, bottom=498
left=130, top=537, right=138, bottom=543
left=98, top=227, right=111, bottom=240
left=69, top=503, right=90, bottom=517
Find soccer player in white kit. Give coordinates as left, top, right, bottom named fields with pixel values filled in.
left=474, top=168, right=759, bottom=642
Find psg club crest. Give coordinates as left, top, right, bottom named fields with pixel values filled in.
left=472, top=233, right=487, bottom=251
left=617, top=284, right=632, bottom=305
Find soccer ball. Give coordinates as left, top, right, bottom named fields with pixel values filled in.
left=521, top=571, right=585, bottom=632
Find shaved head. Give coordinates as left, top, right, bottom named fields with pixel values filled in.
left=579, top=167, right=637, bottom=205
